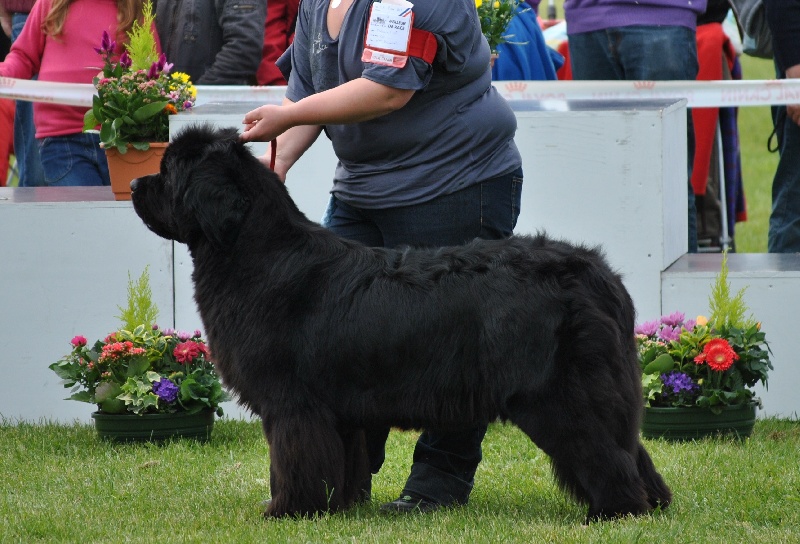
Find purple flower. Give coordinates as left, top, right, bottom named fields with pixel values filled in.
left=161, top=328, right=176, bottom=337
left=660, top=311, right=685, bottom=327
left=634, top=320, right=660, bottom=337
left=93, top=30, right=116, bottom=55
left=152, top=378, right=179, bottom=403
left=684, top=318, right=697, bottom=331
left=156, top=53, right=173, bottom=74
left=119, top=51, right=132, bottom=69
left=193, top=329, right=203, bottom=338
left=177, top=330, right=192, bottom=341
left=661, top=371, right=699, bottom=395
left=657, top=325, right=682, bottom=342
left=147, top=61, right=160, bottom=79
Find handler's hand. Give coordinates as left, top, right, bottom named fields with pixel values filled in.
left=241, top=104, right=289, bottom=143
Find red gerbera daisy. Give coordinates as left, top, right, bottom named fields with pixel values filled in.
left=694, top=338, right=739, bottom=372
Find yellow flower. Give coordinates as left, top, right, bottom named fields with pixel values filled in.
left=189, top=85, right=197, bottom=98
left=476, top=0, right=482, bottom=7
left=171, top=71, right=191, bottom=84
left=695, top=315, right=708, bottom=326
left=493, top=0, right=500, bottom=7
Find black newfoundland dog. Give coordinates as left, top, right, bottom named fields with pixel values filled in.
left=131, top=125, right=671, bottom=522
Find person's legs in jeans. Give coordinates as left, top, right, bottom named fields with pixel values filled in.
left=768, top=105, right=800, bottom=252
left=38, top=133, right=111, bottom=187
left=11, top=13, right=46, bottom=187
left=323, top=167, right=523, bottom=510
left=568, top=26, right=699, bottom=252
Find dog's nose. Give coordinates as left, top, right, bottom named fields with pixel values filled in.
left=130, top=178, right=140, bottom=192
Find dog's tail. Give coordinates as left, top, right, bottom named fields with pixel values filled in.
left=636, top=442, right=672, bottom=510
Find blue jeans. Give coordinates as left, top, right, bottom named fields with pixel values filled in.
left=768, top=105, right=800, bottom=252
left=11, top=12, right=46, bottom=187
left=322, top=167, right=523, bottom=505
left=568, top=25, right=699, bottom=252
left=37, top=133, right=111, bottom=187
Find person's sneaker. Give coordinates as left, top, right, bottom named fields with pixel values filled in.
left=379, top=494, right=441, bottom=514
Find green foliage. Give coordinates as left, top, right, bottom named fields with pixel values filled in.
left=638, top=314, right=771, bottom=412
left=125, top=0, right=159, bottom=71
left=116, top=266, right=159, bottom=332
left=707, top=251, right=755, bottom=330
left=82, top=0, right=196, bottom=152
left=476, top=0, right=523, bottom=53
left=49, top=324, right=228, bottom=416
left=638, top=255, right=773, bottom=411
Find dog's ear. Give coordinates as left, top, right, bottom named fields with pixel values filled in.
left=180, top=142, right=250, bottom=250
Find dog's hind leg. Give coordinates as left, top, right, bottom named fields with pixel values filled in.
left=635, top=442, right=672, bottom=510
left=509, top=401, right=651, bottom=522
left=262, top=411, right=348, bottom=518
left=340, top=427, right=372, bottom=505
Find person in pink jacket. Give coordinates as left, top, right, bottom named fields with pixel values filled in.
left=0, top=0, right=147, bottom=186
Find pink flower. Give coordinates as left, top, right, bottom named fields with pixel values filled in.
left=71, top=335, right=87, bottom=348
left=173, top=341, right=209, bottom=364
left=99, top=341, right=145, bottom=363
left=694, top=338, right=739, bottom=372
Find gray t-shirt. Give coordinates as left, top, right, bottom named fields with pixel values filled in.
left=280, top=0, right=522, bottom=209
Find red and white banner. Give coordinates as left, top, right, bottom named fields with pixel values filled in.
left=3, top=76, right=800, bottom=108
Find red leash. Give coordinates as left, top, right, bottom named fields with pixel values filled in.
left=269, top=139, right=277, bottom=171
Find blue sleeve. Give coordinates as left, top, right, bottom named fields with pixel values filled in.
left=492, top=8, right=561, bottom=81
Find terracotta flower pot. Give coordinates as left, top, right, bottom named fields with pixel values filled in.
left=641, top=403, right=757, bottom=442
left=91, top=409, right=215, bottom=442
left=104, top=142, right=168, bottom=201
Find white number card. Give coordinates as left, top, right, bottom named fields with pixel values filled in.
left=365, top=1, right=413, bottom=54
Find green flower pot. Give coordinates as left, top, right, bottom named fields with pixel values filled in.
left=92, top=409, right=215, bottom=442
left=641, top=403, right=757, bottom=441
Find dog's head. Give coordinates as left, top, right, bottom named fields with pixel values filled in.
left=131, top=124, right=278, bottom=251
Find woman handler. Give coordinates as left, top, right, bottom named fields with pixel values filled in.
left=240, top=0, right=522, bottom=513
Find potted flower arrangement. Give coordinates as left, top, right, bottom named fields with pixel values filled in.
left=83, top=0, right=196, bottom=200
left=49, top=267, right=227, bottom=441
left=637, top=255, right=772, bottom=441
left=476, top=0, right=524, bottom=57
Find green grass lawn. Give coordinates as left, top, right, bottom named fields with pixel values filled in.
left=2, top=418, right=799, bottom=543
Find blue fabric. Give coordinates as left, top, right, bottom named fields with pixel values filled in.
left=491, top=8, right=563, bottom=81
left=10, top=12, right=45, bottom=187
left=322, top=167, right=523, bottom=504
left=567, top=25, right=699, bottom=81
left=720, top=57, right=746, bottom=242
left=37, top=133, right=110, bottom=187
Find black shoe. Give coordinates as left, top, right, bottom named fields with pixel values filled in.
left=379, top=494, right=441, bottom=514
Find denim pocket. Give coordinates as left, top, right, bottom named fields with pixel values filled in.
left=38, top=138, right=74, bottom=186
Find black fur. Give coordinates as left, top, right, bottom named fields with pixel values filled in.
left=131, top=125, right=671, bottom=522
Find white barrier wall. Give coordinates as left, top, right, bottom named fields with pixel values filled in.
left=4, top=98, right=795, bottom=422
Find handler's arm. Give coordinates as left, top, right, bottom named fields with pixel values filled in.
left=240, top=77, right=414, bottom=143
left=269, top=106, right=324, bottom=182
